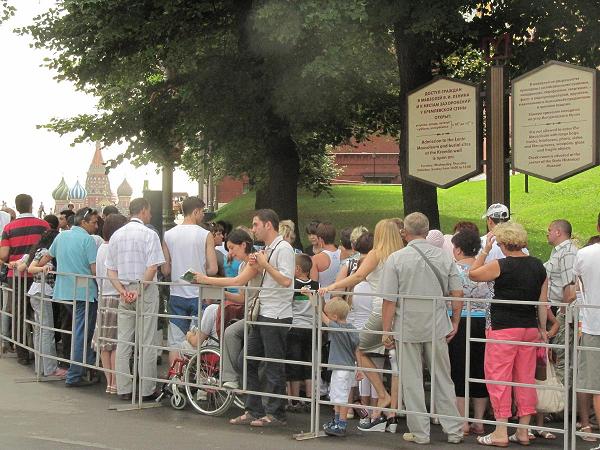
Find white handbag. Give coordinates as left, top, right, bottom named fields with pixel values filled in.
left=536, top=356, right=565, bottom=413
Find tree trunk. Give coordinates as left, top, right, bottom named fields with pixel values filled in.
left=254, top=183, right=271, bottom=210
left=393, top=24, right=440, bottom=229
left=254, top=133, right=300, bottom=239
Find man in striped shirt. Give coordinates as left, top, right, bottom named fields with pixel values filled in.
left=0, top=194, right=49, bottom=364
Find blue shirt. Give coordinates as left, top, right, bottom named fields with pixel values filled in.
left=224, top=258, right=241, bottom=293
left=49, top=226, right=97, bottom=302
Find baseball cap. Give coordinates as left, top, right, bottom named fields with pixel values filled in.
left=482, top=203, right=509, bottom=220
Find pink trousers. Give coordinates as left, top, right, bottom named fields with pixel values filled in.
left=484, top=327, right=538, bottom=419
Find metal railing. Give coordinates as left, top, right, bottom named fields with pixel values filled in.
left=1, top=266, right=595, bottom=448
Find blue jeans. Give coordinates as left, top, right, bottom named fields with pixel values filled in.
left=168, top=295, right=199, bottom=333
left=65, top=300, right=97, bottom=384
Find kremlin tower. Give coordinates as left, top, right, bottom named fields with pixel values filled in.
left=117, top=178, right=133, bottom=213
left=85, top=141, right=114, bottom=209
left=51, top=142, right=133, bottom=214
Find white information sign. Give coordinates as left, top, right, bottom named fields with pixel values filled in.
left=512, top=61, right=598, bottom=181
left=407, top=77, right=481, bottom=188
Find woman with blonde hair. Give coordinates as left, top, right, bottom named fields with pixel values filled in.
left=279, top=220, right=301, bottom=253
left=469, top=222, right=548, bottom=447
left=279, top=220, right=295, bottom=243
left=320, top=218, right=404, bottom=432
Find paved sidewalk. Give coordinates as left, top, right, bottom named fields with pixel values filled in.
left=0, top=356, right=581, bottom=450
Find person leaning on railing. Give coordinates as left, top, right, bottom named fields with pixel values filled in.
left=448, top=229, right=491, bottom=437
left=189, top=228, right=258, bottom=349
left=319, top=218, right=404, bottom=432
left=469, top=221, right=548, bottom=447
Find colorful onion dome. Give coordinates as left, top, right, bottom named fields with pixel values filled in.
left=68, top=180, right=87, bottom=200
left=117, top=178, right=133, bottom=197
left=52, top=177, right=69, bottom=201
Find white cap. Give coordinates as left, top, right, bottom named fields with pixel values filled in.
left=482, top=203, right=509, bottom=220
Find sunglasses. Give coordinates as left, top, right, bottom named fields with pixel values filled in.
left=82, top=208, right=98, bottom=220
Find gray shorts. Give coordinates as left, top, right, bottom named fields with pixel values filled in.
left=358, top=312, right=385, bottom=354
left=577, top=333, right=600, bottom=392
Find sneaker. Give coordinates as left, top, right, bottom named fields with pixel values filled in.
left=324, top=423, right=347, bottom=437
left=323, top=418, right=337, bottom=430
left=403, top=432, right=430, bottom=444
left=447, top=434, right=464, bottom=444
left=223, top=381, right=239, bottom=389
left=386, top=417, right=398, bottom=433
left=357, top=416, right=387, bottom=432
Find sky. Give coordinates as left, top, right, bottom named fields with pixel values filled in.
left=0, top=1, right=200, bottom=211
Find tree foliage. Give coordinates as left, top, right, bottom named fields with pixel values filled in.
left=20, top=0, right=600, bottom=231
left=0, top=1, right=15, bottom=24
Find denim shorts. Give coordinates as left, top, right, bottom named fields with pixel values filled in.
left=169, top=296, right=199, bottom=333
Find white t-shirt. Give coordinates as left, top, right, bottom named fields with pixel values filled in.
left=573, top=244, right=600, bottom=335
left=481, top=235, right=528, bottom=263
left=96, top=242, right=119, bottom=296
left=164, top=224, right=209, bottom=298
left=347, top=281, right=373, bottom=330
left=318, top=248, right=341, bottom=288
left=0, top=210, right=10, bottom=236
left=92, top=234, right=104, bottom=249
left=367, top=261, right=384, bottom=315
left=258, top=236, right=295, bottom=319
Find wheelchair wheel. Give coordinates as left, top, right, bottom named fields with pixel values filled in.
left=184, top=347, right=234, bottom=416
left=170, top=390, right=187, bottom=410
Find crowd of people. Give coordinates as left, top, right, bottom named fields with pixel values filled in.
left=1, top=193, right=600, bottom=448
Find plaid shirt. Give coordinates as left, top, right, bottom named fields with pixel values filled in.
left=544, top=239, right=577, bottom=304
left=32, top=248, right=55, bottom=287
left=105, top=218, right=165, bottom=283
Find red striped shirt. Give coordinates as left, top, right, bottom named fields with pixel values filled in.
left=0, top=216, right=49, bottom=277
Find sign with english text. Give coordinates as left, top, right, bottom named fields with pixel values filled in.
left=512, top=61, right=598, bottom=182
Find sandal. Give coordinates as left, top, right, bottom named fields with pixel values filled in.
left=229, top=413, right=256, bottom=425
left=476, top=433, right=508, bottom=447
left=508, top=433, right=530, bottom=446
left=532, top=430, right=556, bottom=440
left=469, top=424, right=486, bottom=435
left=578, top=425, right=598, bottom=442
left=250, top=415, right=287, bottom=427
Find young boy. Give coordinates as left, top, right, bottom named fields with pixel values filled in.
left=321, top=297, right=359, bottom=436
left=286, top=254, right=319, bottom=411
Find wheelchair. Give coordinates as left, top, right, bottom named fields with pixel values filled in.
left=158, top=305, right=245, bottom=416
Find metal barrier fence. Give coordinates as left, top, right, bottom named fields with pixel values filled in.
left=1, top=266, right=597, bottom=448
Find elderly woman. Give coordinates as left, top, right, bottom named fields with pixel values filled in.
left=469, top=222, right=548, bottom=447
left=448, top=229, right=491, bottom=436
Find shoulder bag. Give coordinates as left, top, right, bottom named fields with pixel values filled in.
left=246, top=240, right=283, bottom=323
left=536, top=350, right=565, bottom=413
left=411, top=243, right=448, bottom=296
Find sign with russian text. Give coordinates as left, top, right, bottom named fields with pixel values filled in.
left=512, top=61, right=598, bottom=181
left=407, top=77, right=481, bottom=188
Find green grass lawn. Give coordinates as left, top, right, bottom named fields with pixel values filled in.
left=215, top=166, right=600, bottom=260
